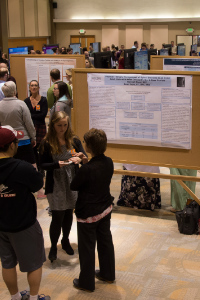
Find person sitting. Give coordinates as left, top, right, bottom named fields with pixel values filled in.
left=71, top=128, right=115, bottom=292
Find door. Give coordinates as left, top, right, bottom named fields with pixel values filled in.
left=70, top=35, right=95, bottom=50
left=177, top=36, right=193, bottom=56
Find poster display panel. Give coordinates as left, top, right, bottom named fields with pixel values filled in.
left=87, top=73, right=192, bottom=149
left=163, top=58, right=200, bottom=71
left=25, top=58, right=76, bottom=97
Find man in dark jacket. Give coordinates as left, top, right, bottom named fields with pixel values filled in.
left=0, top=126, right=50, bottom=300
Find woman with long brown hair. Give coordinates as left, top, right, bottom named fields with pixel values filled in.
left=39, top=111, right=86, bottom=262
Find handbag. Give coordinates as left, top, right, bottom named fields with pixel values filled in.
left=175, top=200, right=200, bottom=235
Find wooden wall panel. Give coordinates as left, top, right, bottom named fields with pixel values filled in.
left=8, top=38, right=47, bottom=51
left=8, top=0, right=22, bottom=37
left=73, top=69, right=200, bottom=169
left=37, top=0, right=51, bottom=37
left=23, top=0, right=37, bottom=37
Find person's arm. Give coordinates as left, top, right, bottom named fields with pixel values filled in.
left=67, top=83, right=72, bottom=99
left=21, top=102, right=36, bottom=141
left=70, top=164, right=88, bottom=191
left=47, top=86, right=56, bottom=109
left=73, top=138, right=87, bottom=157
left=71, top=152, right=88, bottom=164
left=39, top=141, right=60, bottom=171
left=14, top=161, right=43, bottom=193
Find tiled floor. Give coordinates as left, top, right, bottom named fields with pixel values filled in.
left=1, top=166, right=200, bottom=300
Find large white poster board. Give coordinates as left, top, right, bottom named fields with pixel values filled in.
left=87, top=73, right=192, bottom=149
left=25, top=58, right=76, bottom=97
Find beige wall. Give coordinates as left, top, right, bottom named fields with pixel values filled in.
left=150, top=25, right=168, bottom=49
left=56, top=23, right=102, bottom=48
left=102, top=25, right=119, bottom=49
left=125, top=25, right=143, bottom=49
left=55, top=22, right=200, bottom=50
left=54, top=0, right=200, bottom=20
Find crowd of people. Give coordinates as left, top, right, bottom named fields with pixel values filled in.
left=0, top=42, right=197, bottom=299
left=0, top=63, right=116, bottom=298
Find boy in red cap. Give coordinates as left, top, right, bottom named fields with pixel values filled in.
left=0, top=126, right=50, bottom=300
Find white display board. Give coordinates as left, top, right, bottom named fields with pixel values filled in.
left=25, top=58, right=76, bottom=97
left=163, top=58, right=200, bottom=71
left=87, top=73, right=192, bottom=149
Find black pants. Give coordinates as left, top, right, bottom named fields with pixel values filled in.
left=49, top=209, right=73, bottom=248
left=77, top=212, right=115, bottom=290
left=34, top=143, right=45, bottom=176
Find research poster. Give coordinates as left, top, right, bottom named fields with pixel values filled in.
left=163, top=58, right=200, bottom=71
left=25, top=58, right=76, bottom=97
left=87, top=73, right=192, bottom=149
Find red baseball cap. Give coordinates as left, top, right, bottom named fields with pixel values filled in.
left=0, top=125, right=24, bottom=147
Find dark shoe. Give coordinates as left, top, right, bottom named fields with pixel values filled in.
left=48, top=246, right=57, bottom=263
left=73, top=278, right=94, bottom=292
left=61, top=240, right=74, bottom=255
left=20, top=290, right=30, bottom=300
left=95, top=270, right=115, bottom=283
left=38, top=294, right=51, bottom=300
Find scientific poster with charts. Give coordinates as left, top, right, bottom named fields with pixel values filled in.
left=87, top=73, right=192, bottom=149
left=25, top=58, right=76, bottom=97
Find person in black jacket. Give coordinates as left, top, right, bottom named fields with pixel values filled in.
left=70, top=128, right=115, bottom=292
left=0, top=125, right=50, bottom=300
left=39, top=111, right=86, bottom=263
left=24, top=80, right=48, bottom=199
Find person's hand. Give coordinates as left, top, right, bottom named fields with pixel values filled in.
left=69, top=157, right=82, bottom=164
left=59, top=161, right=68, bottom=168
left=31, top=140, right=36, bottom=147
left=72, top=152, right=88, bottom=164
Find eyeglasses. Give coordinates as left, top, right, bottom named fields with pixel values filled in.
left=53, top=87, right=59, bottom=90
left=30, top=84, right=38, bottom=87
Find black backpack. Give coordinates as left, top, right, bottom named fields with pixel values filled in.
left=175, top=200, right=200, bottom=235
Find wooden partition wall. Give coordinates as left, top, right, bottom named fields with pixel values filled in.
left=9, top=54, right=85, bottom=100
left=73, top=69, right=200, bottom=170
